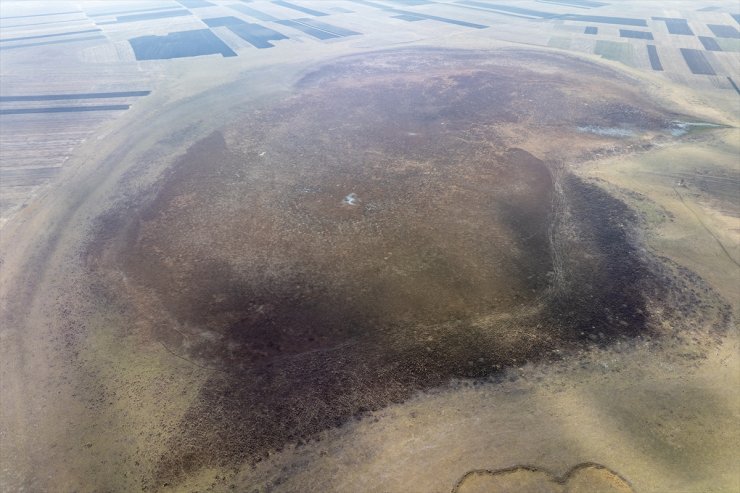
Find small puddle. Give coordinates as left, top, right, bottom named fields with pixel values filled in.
left=668, top=120, right=725, bottom=136
left=342, top=192, right=359, bottom=205
left=577, top=125, right=635, bottom=138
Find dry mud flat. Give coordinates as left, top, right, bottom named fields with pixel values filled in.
left=79, top=49, right=733, bottom=490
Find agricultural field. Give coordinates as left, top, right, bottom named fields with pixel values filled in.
left=1, top=1, right=738, bottom=493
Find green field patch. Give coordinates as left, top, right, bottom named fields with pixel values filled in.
left=594, top=40, right=635, bottom=65
left=548, top=36, right=572, bottom=49
left=716, top=37, right=740, bottom=52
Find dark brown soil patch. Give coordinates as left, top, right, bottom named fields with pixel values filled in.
left=86, top=49, right=696, bottom=484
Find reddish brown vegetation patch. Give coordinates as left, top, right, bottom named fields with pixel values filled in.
left=86, top=49, right=706, bottom=483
